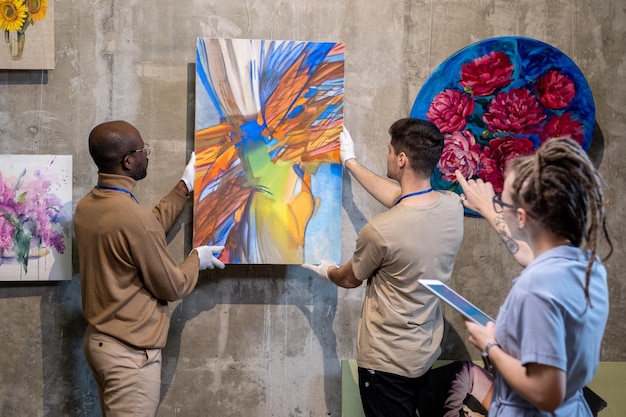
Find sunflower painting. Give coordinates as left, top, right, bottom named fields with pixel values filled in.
left=0, top=0, right=53, bottom=69
left=194, top=38, right=344, bottom=265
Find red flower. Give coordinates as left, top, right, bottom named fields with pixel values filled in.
left=483, top=88, right=547, bottom=135
left=539, top=112, right=584, bottom=145
left=477, top=147, right=504, bottom=192
left=426, top=89, right=475, bottom=133
left=437, top=130, right=481, bottom=182
left=535, top=70, right=576, bottom=110
left=477, top=136, right=535, bottom=193
left=459, top=51, right=514, bottom=96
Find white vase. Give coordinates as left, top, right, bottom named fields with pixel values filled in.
left=4, top=30, right=26, bottom=60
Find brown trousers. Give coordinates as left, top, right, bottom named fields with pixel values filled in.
left=83, top=325, right=162, bottom=417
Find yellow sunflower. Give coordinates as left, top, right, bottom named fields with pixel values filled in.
left=0, top=0, right=27, bottom=32
left=25, top=0, right=46, bottom=22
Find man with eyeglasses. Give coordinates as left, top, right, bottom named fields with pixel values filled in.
left=74, top=120, right=225, bottom=417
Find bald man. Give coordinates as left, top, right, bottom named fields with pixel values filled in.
left=74, top=121, right=224, bottom=417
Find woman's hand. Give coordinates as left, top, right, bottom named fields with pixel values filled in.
left=455, top=169, right=534, bottom=266
left=455, top=170, right=496, bottom=216
left=465, top=320, right=497, bottom=352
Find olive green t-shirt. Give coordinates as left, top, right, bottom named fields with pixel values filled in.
left=352, top=191, right=464, bottom=378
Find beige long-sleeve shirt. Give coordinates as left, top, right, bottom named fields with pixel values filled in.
left=74, top=173, right=200, bottom=349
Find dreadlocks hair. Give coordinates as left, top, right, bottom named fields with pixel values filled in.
left=508, top=137, right=613, bottom=306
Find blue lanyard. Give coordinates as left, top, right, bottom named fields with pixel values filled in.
left=394, top=188, right=433, bottom=206
left=96, top=185, right=139, bottom=203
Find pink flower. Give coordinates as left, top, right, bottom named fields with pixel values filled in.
left=437, top=130, right=481, bottom=182
left=483, top=88, right=547, bottom=135
left=535, top=70, right=576, bottom=110
left=0, top=221, right=13, bottom=251
left=477, top=136, right=535, bottom=193
left=0, top=168, right=69, bottom=272
left=459, top=51, right=514, bottom=96
left=539, top=112, right=584, bottom=145
left=477, top=147, right=504, bottom=192
left=426, top=89, right=475, bottom=133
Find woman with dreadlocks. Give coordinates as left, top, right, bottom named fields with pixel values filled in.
left=454, top=137, right=612, bottom=416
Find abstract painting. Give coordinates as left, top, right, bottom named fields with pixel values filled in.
left=0, top=0, right=55, bottom=69
left=0, top=155, right=72, bottom=280
left=194, top=38, right=344, bottom=264
left=411, top=37, right=595, bottom=201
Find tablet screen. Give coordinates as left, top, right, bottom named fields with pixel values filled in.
left=419, top=279, right=494, bottom=326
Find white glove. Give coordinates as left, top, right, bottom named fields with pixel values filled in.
left=340, top=128, right=356, bottom=165
left=302, top=260, right=337, bottom=281
left=181, top=152, right=196, bottom=192
left=193, top=245, right=225, bottom=270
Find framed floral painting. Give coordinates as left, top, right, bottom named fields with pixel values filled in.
left=0, top=0, right=54, bottom=69
left=411, top=37, right=595, bottom=206
left=0, top=155, right=72, bottom=280
left=194, top=38, right=344, bottom=264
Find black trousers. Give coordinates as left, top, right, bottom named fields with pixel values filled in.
left=358, top=366, right=431, bottom=417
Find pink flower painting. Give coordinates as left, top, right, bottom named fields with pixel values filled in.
left=0, top=155, right=72, bottom=280
left=411, top=37, right=596, bottom=209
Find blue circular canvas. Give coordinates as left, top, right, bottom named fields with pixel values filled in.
left=411, top=36, right=595, bottom=197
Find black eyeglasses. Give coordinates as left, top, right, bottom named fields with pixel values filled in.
left=492, top=193, right=516, bottom=213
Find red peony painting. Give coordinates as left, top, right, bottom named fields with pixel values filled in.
left=411, top=37, right=595, bottom=205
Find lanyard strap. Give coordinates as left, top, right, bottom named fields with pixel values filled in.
left=394, top=188, right=433, bottom=206
left=96, top=185, right=139, bottom=203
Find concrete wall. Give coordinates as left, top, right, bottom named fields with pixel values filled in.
left=1, top=0, right=624, bottom=416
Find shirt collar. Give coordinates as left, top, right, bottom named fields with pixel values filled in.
left=96, top=172, right=137, bottom=192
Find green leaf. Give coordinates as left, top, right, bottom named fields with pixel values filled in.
left=14, top=227, right=32, bottom=274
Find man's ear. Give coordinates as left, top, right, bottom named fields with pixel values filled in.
left=397, top=152, right=407, bottom=168
left=121, top=154, right=132, bottom=171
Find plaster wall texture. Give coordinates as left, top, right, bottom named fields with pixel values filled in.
left=0, top=0, right=625, bottom=416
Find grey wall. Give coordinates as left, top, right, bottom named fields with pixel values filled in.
left=1, top=0, right=625, bottom=416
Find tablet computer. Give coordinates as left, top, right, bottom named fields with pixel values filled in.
left=419, top=279, right=494, bottom=326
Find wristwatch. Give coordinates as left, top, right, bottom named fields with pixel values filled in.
left=482, top=340, right=500, bottom=373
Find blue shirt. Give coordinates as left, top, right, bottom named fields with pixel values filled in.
left=491, top=246, right=608, bottom=417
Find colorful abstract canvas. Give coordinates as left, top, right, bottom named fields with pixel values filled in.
left=0, top=0, right=55, bottom=69
left=411, top=37, right=595, bottom=199
left=0, top=155, right=72, bottom=280
left=194, top=38, right=344, bottom=264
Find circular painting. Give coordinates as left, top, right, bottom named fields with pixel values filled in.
left=411, top=36, right=595, bottom=197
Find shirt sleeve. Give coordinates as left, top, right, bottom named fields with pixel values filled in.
left=130, top=218, right=199, bottom=302
left=152, top=186, right=189, bottom=233
left=351, top=222, right=388, bottom=282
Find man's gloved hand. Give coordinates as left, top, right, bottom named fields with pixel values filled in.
left=194, top=245, right=225, bottom=270
left=181, top=152, right=196, bottom=192
left=340, top=128, right=356, bottom=165
left=302, top=260, right=337, bottom=281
